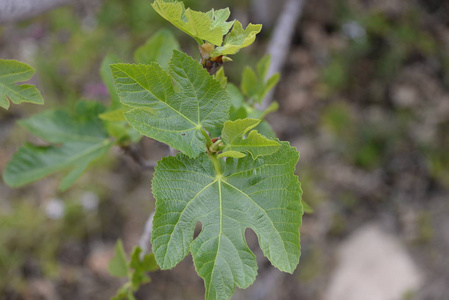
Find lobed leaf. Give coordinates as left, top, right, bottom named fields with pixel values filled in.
left=152, top=141, right=303, bottom=300
left=151, top=0, right=234, bottom=45
left=211, top=21, right=262, bottom=56
left=221, top=118, right=280, bottom=158
left=111, top=51, right=231, bottom=158
left=0, top=59, right=44, bottom=110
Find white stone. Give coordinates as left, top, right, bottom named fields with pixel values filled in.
left=324, top=223, right=422, bottom=300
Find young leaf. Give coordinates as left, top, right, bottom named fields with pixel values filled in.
left=111, top=51, right=231, bottom=158
left=221, top=118, right=260, bottom=143
left=217, top=150, right=246, bottom=159
left=3, top=101, right=112, bottom=190
left=214, top=67, right=227, bottom=88
left=109, top=240, right=129, bottom=278
left=239, top=55, right=280, bottom=103
left=226, top=83, right=245, bottom=108
left=0, top=59, right=44, bottom=110
left=152, top=141, right=303, bottom=300
left=256, top=54, right=271, bottom=80
left=151, top=0, right=234, bottom=45
left=134, top=29, right=180, bottom=69
left=129, top=247, right=158, bottom=290
left=211, top=21, right=262, bottom=56
left=221, top=118, right=280, bottom=158
left=241, top=66, right=259, bottom=100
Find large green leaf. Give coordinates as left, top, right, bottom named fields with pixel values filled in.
left=111, top=51, right=231, bottom=158
left=3, top=101, right=112, bottom=190
left=134, top=29, right=180, bottom=69
left=211, top=21, right=262, bottom=56
left=0, top=59, right=44, bottom=109
left=152, top=141, right=302, bottom=300
left=151, top=0, right=234, bottom=45
left=221, top=118, right=280, bottom=158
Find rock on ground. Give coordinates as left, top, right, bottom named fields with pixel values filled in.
left=324, top=223, right=422, bottom=300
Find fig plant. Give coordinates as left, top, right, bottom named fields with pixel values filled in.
left=2, top=1, right=303, bottom=299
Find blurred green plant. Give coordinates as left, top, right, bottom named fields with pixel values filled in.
left=108, top=240, right=158, bottom=300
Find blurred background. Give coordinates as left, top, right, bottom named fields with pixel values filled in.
left=1, top=0, right=449, bottom=299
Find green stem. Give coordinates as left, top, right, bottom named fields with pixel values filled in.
left=210, top=153, right=223, bottom=176
left=200, top=128, right=212, bottom=147
left=194, top=37, right=204, bottom=45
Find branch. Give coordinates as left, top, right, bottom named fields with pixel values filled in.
left=121, top=145, right=157, bottom=170
left=260, top=0, right=306, bottom=110
left=138, top=211, right=155, bottom=256
left=137, top=145, right=175, bottom=256
left=0, top=0, right=75, bottom=24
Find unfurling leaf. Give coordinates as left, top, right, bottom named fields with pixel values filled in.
left=151, top=0, right=234, bottom=45
left=111, top=51, right=231, bottom=158
left=211, top=21, right=262, bottom=56
left=152, top=141, right=303, bottom=300
left=0, top=59, right=44, bottom=110
left=221, top=118, right=280, bottom=158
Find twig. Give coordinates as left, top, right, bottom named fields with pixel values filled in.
left=260, top=0, right=306, bottom=110
left=138, top=211, right=155, bottom=257
left=0, top=0, right=75, bottom=24
left=136, top=145, right=175, bottom=257
left=121, top=145, right=157, bottom=170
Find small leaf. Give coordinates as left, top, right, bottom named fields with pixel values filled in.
left=111, top=51, right=231, bottom=158
left=217, top=150, right=246, bottom=158
left=211, top=21, right=262, bottom=56
left=129, top=247, right=158, bottom=273
left=225, top=130, right=281, bottom=158
left=134, top=29, right=180, bottom=69
left=0, top=59, right=44, bottom=110
left=226, top=83, right=245, bottom=108
left=151, top=0, right=234, bottom=45
left=214, top=67, right=227, bottom=88
left=3, top=101, right=112, bottom=190
left=239, top=55, right=280, bottom=103
left=221, top=118, right=260, bottom=144
left=152, top=141, right=302, bottom=300
left=261, top=73, right=280, bottom=100
left=240, top=66, right=259, bottom=99
left=109, top=240, right=129, bottom=278
left=256, top=54, right=271, bottom=80
left=221, top=118, right=280, bottom=158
